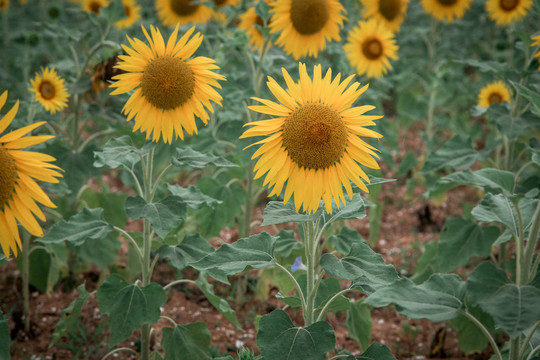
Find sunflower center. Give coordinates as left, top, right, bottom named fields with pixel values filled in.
left=379, top=0, right=401, bottom=21
left=282, top=103, right=347, bottom=170
left=39, top=81, right=56, bottom=100
left=362, top=38, right=383, bottom=60
left=437, top=0, right=458, bottom=6
left=499, top=0, right=518, bottom=11
left=124, top=4, right=131, bottom=17
left=89, top=0, right=102, bottom=13
left=488, top=92, right=503, bottom=105
left=0, top=146, right=17, bottom=208
left=213, top=0, right=226, bottom=6
left=141, top=56, right=195, bottom=110
left=290, top=0, right=329, bottom=35
left=170, top=0, right=199, bottom=16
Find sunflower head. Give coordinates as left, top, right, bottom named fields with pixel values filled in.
left=269, top=0, right=346, bottom=59
left=109, top=25, right=225, bottom=144
left=82, top=0, right=110, bottom=13
left=211, top=0, right=240, bottom=21
left=485, top=0, right=532, bottom=26
left=0, top=90, right=63, bottom=257
left=29, top=67, right=70, bottom=114
left=343, top=19, right=398, bottom=78
left=156, top=0, right=215, bottom=26
left=0, top=0, right=9, bottom=11
left=361, top=0, right=409, bottom=32
left=420, top=0, right=472, bottom=22
left=238, top=6, right=271, bottom=51
left=531, top=34, right=540, bottom=70
left=114, top=0, right=142, bottom=29
left=240, top=63, right=382, bottom=214
left=477, top=81, right=512, bottom=107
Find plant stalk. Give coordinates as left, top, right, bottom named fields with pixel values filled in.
left=461, top=311, right=503, bottom=360
left=22, top=233, right=30, bottom=334
left=525, top=197, right=540, bottom=282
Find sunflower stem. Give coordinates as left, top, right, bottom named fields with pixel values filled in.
left=303, top=219, right=322, bottom=326
left=22, top=232, right=31, bottom=334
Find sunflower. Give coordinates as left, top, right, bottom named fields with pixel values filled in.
left=0, top=91, right=63, bottom=257
left=477, top=81, right=512, bottom=107
left=420, top=0, right=472, bottom=22
left=238, top=6, right=269, bottom=51
left=532, top=34, right=540, bottom=70
left=361, top=0, right=409, bottom=33
left=114, top=0, right=141, bottom=29
left=156, top=0, right=215, bottom=26
left=81, top=0, right=109, bottom=13
left=240, top=63, right=382, bottom=214
left=212, top=0, right=241, bottom=22
left=485, top=0, right=532, bottom=25
left=269, top=0, right=346, bottom=60
left=29, top=67, right=70, bottom=115
left=343, top=19, right=398, bottom=78
left=0, top=0, right=9, bottom=12
left=109, top=25, right=225, bottom=143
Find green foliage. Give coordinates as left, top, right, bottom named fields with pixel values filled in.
left=96, top=274, right=167, bottom=346
left=162, top=323, right=212, bottom=360
left=195, top=274, right=241, bottom=329
left=420, top=135, right=487, bottom=173
left=167, top=184, right=221, bottom=210
left=0, top=311, right=10, bottom=360
left=346, top=300, right=372, bottom=352
left=450, top=306, right=495, bottom=355
left=94, top=136, right=156, bottom=170
left=50, top=284, right=91, bottom=347
left=256, top=310, right=335, bottom=360
left=158, top=233, right=215, bottom=271
left=171, top=147, right=237, bottom=168
left=347, top=342, right=397, bottom=360
left=328, top=226, right=367, bottom=255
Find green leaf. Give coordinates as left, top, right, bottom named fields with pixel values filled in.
left=320, top=241, right=399, bottom=295
left=195, top=274, right=241, bottom=329
left=262, top=201, right=319, bottom=226
left=172, top=147, right=236, bottom=168
left=314, top=277, right=350, bottom=315
left=450, top=306, right=494, bottom=355
left=39, top=208, right=114, bottom=246
left=366, top=275, right=464, bottom=322
left=50, top=284, right=91, bottom=347
left=274, top=230, right=302, bottom=258
left=328, top=227, right=366, bottom=255
left=158, top=233, right=215, bottom=271
left=192, top=232, right=277, bottom=275
left=166, top=184, right=221, bottom=209
left=162, top=322, right=211, bottom=360
left=77, top=234, right=121, bottom=269
left=487, top=103, right=531, bottom=141
left=80, top=189, right=129, bottom=228
left=456, top=59, right=506, bottom=74
left=511, top=81, right=540, bottom=117
left=354, top=342, right=397, bottom=360
left=438, top=217, right=499, bottom=272
left=97, top=274, right=167, bottom=346
left=0, top=311, right=10, bottom=360
left=93, top=136, right=155, bottom=169
left=411, top=241, right=439, bottom=284
left=397, top=152, right=418, bottom=178
left=125, top=196, right=187, bottom=239
left=255, top=0, right=271, bottom=22
left=472, top=194, right=538, bottom=238
left=27, top=248, right=55, bottom=293
left=101, top=0, right=126, bottom=23
left=441, top=168, right=515, bottom=195
left=256, top=309, right=335, bottom=360
left=322, top=193, right=366, bottom=223
left=346, top=300, right=372, bottom=352
left=420, top=135, right=482, bottom=173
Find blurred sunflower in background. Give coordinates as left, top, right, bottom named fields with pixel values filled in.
left=343, top=19, right=398, bottom=78
left=0, top=91, right=63, bottom=258
left=81, top=0, right=109, bottom=14
left=114, top=0, right=141, bottom=29
left=156, top=0, right=215, bottom=26
left=420, top=0, right=472, bottom=22
left=361, top=0, right=409, bottom=33
left=211, top=0, right=240, bottom=22
left=269, top=0, right=346, bottom=59
left=485, top=0, right=532, bottom=26
left=532, top=34, right=540, bottom=70
left=29, top=67, right=70, bottom=114
left=0, top=0, right=9, bottom=11
left=238, top=6, right=269, bottom=51
left=110, top=25, right=225, bottom=143
left=241, top=63, right=382, bottom=214
left=477, top=81, right=511, bottom=107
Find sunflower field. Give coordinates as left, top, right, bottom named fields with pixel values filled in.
left=0, top=0, right=539, bottom=358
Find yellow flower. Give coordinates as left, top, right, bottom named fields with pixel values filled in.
left=420, top=0, right=472, bottom=22
left=485, top=0, right=532, bottom=25
left=0, top=91, right=63, bottom=257
left=343, top=19, right=398, bottom=78
left=269, top=0, right=346, bottom=60
left=156, top=0, right=215, bottom=26
left=29, top=67, right=70, bottom=115
left=81, top=0, right=109, bottom=14
left=109, top=25, right=225, bottom=144
left=238, top=6, right=269, bottom=51
left=114, top=0, right=141, bottom=29
left=0, top=0, right=9, bottom=12
left=361, top=0, right=409, bottom=33
left=477, top=81, right=511, bottom=107
left=532, top=34, right=540, bottom=70
left=241, top=63, right=382, bottom=214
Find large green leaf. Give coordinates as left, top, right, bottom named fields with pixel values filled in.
left=171, top=147, right=236, bottom=168
left=450, top=306, right=494, bottom=355
left=50, top=284, right=91, bottom=347
left=440, top=168, right=515, bottom=195
left=274, top=229, right=302, bottom=258
left=192, top=232, right=277, bottom=275
left=38, top=208, right=114, bottom=246
left=262, top=201, right=319, bottom=226
left=256, top=309, right=335, bottom=360
left=349, top=342, right=397, bottom=360
left=158, top=233, right=215, bottom=271
left=420, top=135, right=485, bottom=173
left=328, top=227, right=366, bottom=255
left=166, top=184, right=221, bottom=209
left=366, top=275, right=464, bottom=322
left=346, top=300, right=372, bottom=352
left=472, top=194, right=538, bottom=238
left=314, top=277, right=350, bottom=316
left=125, top=196, right=187, bottom=239
left=93, top=135, right=155, bottom=170
left=511, top=81, right=540, bottom=117
left=320, top=241, right=399, bottom=295
left=77, top=234, right=122, bottom=269
left=322, top=193, right=366, bottom=223
left=438, top=217, right=499, bottom=272
left=487, top=103, right=532, bottom=141
left=195, top=274, right=241, bottom=329
left=0, top=311, right=9, bottom=360
left=97, top=274, right=167, bottom=345
left=162, top=322, right=211, bottom=360
left=27, top=248, right=56, bottom=293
